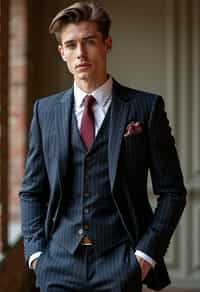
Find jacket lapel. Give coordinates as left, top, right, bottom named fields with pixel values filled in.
left=54, top=81, right=130, bottom=194
left=55, top=88, right=74, bottom=189
left=108, top=81, right=130, bottom=192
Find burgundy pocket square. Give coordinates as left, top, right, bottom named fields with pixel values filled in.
left=124, top=121, right=143, bottom=137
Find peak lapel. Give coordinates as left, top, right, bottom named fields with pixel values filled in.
left=55, top=89, right=73, bottom=187
left=108, top=82, right=129, bottom=192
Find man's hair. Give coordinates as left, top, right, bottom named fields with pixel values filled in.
left=49, top=1, right=111, bottom=43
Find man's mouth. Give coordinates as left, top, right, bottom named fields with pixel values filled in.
left=76, top=63, right=91, bottom=69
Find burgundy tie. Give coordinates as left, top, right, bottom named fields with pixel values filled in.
left=80, top=95, right=96, bottom=150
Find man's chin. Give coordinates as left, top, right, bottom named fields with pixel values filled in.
left=77, top=73, right=90, bottom=81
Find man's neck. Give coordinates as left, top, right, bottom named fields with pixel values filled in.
left=75, top=75, right=109, bottom=93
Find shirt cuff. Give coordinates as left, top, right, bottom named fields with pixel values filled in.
left=135, top=250, right=156, bottom=268
left=29, top=251, right=42, bottom=269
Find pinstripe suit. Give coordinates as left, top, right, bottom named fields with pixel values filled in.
left=20, top=79, right=187, bottom=291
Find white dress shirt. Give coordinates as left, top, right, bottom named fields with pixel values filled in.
left=29, top=76, right=155, bottom=269
left=73, top=76, right=113, bottom=135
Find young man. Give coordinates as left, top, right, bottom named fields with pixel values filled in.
left=19, top=1, right=187, bottom=291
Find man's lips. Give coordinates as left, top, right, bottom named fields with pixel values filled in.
left=76, top=63, right=91, bottom=69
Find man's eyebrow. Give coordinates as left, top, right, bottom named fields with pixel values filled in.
left=63, top=40, right=75, bottom=45
left=82, top=35, right=97, bottom=40
left=63, top=35, right=97, bottom=45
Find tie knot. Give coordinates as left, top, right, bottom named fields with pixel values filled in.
left=84, top=95, right=96, bottom=107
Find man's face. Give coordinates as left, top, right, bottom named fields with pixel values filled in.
left=58, top=21, right=112, bottom=86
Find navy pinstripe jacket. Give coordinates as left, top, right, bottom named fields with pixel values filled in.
left=20, top=79, right=187, bottom=290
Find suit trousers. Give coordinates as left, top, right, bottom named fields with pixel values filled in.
left=34, top=239, right=142, bottom=292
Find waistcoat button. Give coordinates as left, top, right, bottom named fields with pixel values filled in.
left=84, top=208, right=89, bottom=214
left=83, top=224, right=89, bottom=230
left=78, top=228, right=84, bottom=235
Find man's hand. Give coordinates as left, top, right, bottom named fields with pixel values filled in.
left=31, top=258, right=38, bottom=270
left=135, top=255, right=152, bottom=281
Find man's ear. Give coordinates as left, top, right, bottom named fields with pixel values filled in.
left=58, top=44, right=66, bottom=61
left=105, top=36, right=112, bottom=53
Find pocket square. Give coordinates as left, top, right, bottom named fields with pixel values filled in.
left=124, top=121, right=143, bottom=137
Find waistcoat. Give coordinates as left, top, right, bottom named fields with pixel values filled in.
left=52, top=106, right=128, bottom=255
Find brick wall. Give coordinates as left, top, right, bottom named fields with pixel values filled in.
left=8, top=0, right=27, bottom=227
left=0, top=1, right=35, bottom=290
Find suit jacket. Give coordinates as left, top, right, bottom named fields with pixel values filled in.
left=20, top=79, right=187, bottom=291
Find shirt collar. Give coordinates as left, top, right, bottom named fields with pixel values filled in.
left=74, top=76, right=113, bottom=109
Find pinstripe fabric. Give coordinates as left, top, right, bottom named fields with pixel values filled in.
left=19, top=79, right=187, bottom=291
left=52, top=107, right=128, bottom=257
left=34, top=239, right=142, bottom=291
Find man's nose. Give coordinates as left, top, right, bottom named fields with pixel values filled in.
left=77, top=43, right=86, bottom=59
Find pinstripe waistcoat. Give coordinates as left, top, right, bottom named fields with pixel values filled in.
left=52, top=107, right=129, bottom=255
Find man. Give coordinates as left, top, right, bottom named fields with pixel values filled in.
left=19, top=1, right=187, bottom=291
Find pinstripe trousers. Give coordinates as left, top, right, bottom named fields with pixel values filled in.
left=34, top=239, right=142, bottom=292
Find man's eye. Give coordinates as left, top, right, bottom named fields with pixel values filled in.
left=66, top=43, right=76, bottom=49
left=86, top=39, right=95, bottom=45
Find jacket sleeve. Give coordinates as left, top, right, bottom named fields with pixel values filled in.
left=136, top=95, right=187, bottom=262
left=19, top=100, right=49, bottom=265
